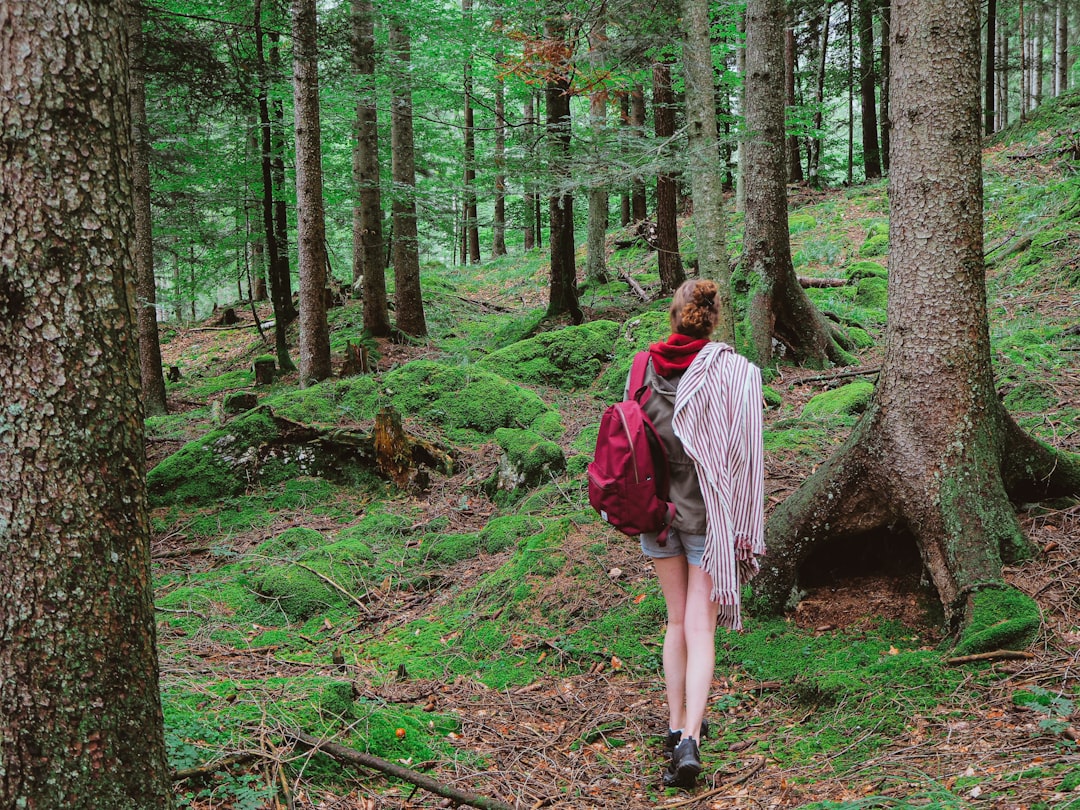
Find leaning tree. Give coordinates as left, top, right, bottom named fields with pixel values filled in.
left=751, top=0, right=1080, bottom=647
left=0, top=1, right=174, bottom=805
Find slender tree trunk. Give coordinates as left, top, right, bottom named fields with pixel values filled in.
left=269, top=32, right=298, bottom=323
left=752, top=0, right=1080, bottom=644
left=1055, top=0, right=1068, bottom=94
left=985, top=0, right=997, bottom=133
left=736, top=8, right=748, bottom=210
left=389, top=21, right=426, bottom=337
left=248, top=116, right=268, bottom=302
left=462, top=0, right=480, bottom=264
left=785, top=19, right=805, bottom=182
left=681, top=0, right=735, bottom=342
left=545, top=16, right=582, bottom=322
left=847, top=0, right=855, bottom=184
left=879, top=0, right=891, bottom=171
left=352, top=0, right=390, bottom=336
left=809, top=1, right=831, bottom=187
left=1034, top=4, right=1044, bottom=108
left=524, top=93, right=537, bottom=250
left=653, top=58, right=685, bottom=295
left=744, top=0, right=849, bottom=367
left=492, top=34, right=508, bottom=258
left=859, top=0, right=882, bottom=178
left=629, top=83, right=648, bottom=225
left=128, top=4, right=168, bottom=416
left=1019, top=0, right=1028, bottom=119
left=291, top=0, right=331, bottom=386
left=255, top=0, right=295, bottom=371
left=618, top=91, right=632, bottom=226
left=0, top=2, right=174, bottom=805
left=586, top=18, right=610, bottom=285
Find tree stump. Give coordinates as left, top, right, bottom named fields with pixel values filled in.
left=253, top=358, right=276, bottom=386
left=373, top=406, right=413, bottom=489
left=223, top=392, right=258, bottom=413
left=167, top=365, right=181, bottom=382
left=340, top=341, right=371, bottom=377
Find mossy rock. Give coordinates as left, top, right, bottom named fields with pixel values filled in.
left=493, top=428, right=566, bottom=490
left=789, top=214, right=817, bottom=234
left=802, top=381, right=875, bottom=417
left=846, top=260, right=888, bottom=281
left=1002, top=380, right=1057, bottom=412
left=954, top=586, right=1041, bottom=655
left=423, top=532, right=484, bottom=566
left=478, top=515, right=545, bottom=554
left=865, top=221, right=889, bottom=240
left=854, top=276, right=888, bottom=309
left=255, top=527, right=326, bottom=559
left=762, top=386, right=783, bottom=408
left=859, top=233, right=890, bottom=258
left=531, top=410, right=566, bottom=441
left=255, top=565, right=345, bottom=623
left=595, top=311, right=671, bottom=400
left=264, top=376, right=379, bottom=425
left=146, top=409, right=281, bottom=506
left=476, top=320, right=620, bottom=391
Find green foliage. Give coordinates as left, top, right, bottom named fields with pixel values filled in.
left=255, top=527, right=326, bottom=559
left=1002, top=380, right=1057, bottom=413
left=263, top=376, right=379, bottom=424
left=478, top=515, right=545, bottom=554
left=476, top=320, right=620, bottom=390
left=594, top=311, right=671, bottom=400
left=802, top=381, right=875, bottom=417
left=954, top=586, right=1041, bottom=655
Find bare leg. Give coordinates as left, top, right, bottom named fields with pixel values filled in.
left=652, top=555, right=689, bottom=733
left=681, top=563, right=719, bottom=740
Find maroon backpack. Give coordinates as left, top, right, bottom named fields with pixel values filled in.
left=587, top=352, right=676, bottom=545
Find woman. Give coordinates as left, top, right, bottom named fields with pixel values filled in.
left=632, top=279, right=765, bottom=789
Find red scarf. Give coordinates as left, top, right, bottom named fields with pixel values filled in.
left=648, top=333, right=710, bottom=377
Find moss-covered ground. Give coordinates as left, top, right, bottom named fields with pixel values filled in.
left=152, top=98, right=1079, bottom=809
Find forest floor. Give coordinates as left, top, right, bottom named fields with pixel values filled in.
left=151, top=103, right=1080, bottom=809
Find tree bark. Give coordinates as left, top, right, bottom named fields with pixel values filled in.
left=389, top=21, right=427, bottom=337
left=586, top=19, right=610, bottom=285
left=743, top=0, right=849, bottom=367
left=523, top=93, right=537, bottom=251
left=269, top=31, right=298, bottom=324
left=492, top=34, right=508, bottom=258
left=462, top=0, right=481, bottom=265
left=292, top=0, right=331, bottom=386
left=545, top=17, right=582, bottom=322
left=878, top=0, right=891, bottom=171
left=351, top=0, right=390, bottom=336
left=785, top=20, right=805, bottom=182
left=629, top=83, right=648, bottom=225
left=0, top=2, right=174, bottom=805
left=128, top=4, right=168, bottom=416
left=859, top=0, right=883, bottom=178
left=985, top=0, right=997, bottom=133
left=751, top=0, right=1080, bottom=640
left=681, top=0, right=735, bottom=343
left=652, top=58, right=685, bottom=295
left=808, top=1, right=831, bottom=187
left=1055, top=0, right=1068, bottom=94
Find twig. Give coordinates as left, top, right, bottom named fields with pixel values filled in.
left=292, top=562, right=371, bottom=614
left=172, top=751, right=262, bottom=781
left=945, top=650, right=1036, bottom=665
left=287, top=730, right=515, bottom=810
left=798, top=366, right=881, bottom=384
left=615, top=266, right=650, bottom=301
left=798, top=276, right=849, bottom=288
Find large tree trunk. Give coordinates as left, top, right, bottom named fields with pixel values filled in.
left=652, top=59, right=685, bottom=295
left=545, top=17, right=583, bottom=323
left=985, top=0, right=997, bottom=133
left=292, top=0, right=331, bottom=386
left=255, top=0, right=296, bottom=371
left=0, top=2, right=174, bottom=805
left=751, top=0, right=1080, bottom=645
left=351, top=0, right=390, bottom=336
left=389, top=22, right=427, bottom=337
left=585, top=20, right=610, bottom=285
left=743, top=0, right=850, bottom=367
left=681, top=0, right=735, bottom=343
left=859, top=0, right=883, bottom=179
left=128, top=4, right=168, bottom=416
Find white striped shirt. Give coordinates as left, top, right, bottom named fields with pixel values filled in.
left=672, top=342, right=766, bottom=631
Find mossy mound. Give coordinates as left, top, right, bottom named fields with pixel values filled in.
left=479, top=515, right=545, bottom=554
left=954, top=586, right=1041, bottom=655
left=264, top=376, right=379, bottom=425
left=802, top=381, right=875, bottom=417
left=789, top=213, right=817, bottom=233
left=1002, top=380, right=1058, bottom=412
left=146, top=409, right=282, bottom=506
left=845, top=326, right=875, bottom=349
left=255, top=527, right=326, bottom=559
left=763, top=386, right=783, bottom=408
left=494, top=428, right=566, bottom=490
left=846, top=260, right=888, bottom=281
left=859, top=233, right=889, bottom=257
left=854, top=276, right=888, bottom=309
left=476, top=320, right=620, bottom=390
left=255, top=565, right=347, bottom=623
left=594, top=311, right=672, bottom=400
left=865, top=221, right=889, bottom=240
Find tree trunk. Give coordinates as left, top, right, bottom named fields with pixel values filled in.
left=998, top=21, right=1010, bottom=129
left=985, top=0, right=997, bottom=133
left=879, top=0, right=891, bottom=171
left=128, top=4, right=168, bottom=416
left=1055, top=0, right=1068, bottom=94
left=291, top=0, right=331, bottom=386
left=743, top=0, right=850, bottom=367
left=751, top=0, right=1080, bottom=644
left=545, top=16, right=582, bottom=322
left=1019, top=0, right=1027, bottom=119
left=269, top=32, right=298, bottom=324
left=524, top=92, right=537, bottom=251
left=785, top=20, right=805, bottom=182
left=351, top=0, right=390, bottom=336
left=859, top=0, right=883, bottom=178
left=586, top=19, right=610, bottom=285
left=808, top=1, right=831, bottom=187
left=462, top=0, right=480, bottom=265
left=629, top=83, right=648, bottom=225
left=681, top=0, right=735, bottom=343
left=492, top=35, right=508, bottom=258
left=1034, top=4, right=1044, bottom=109
left=653, top=58, right=685, bottom=295
left=389, top=22, right=427, bottom=337
left=847, top=0, right=855, bottom=184
left=255, top=0, right=296, bottom=371
left=0, top=2, right=174, bottom=805
left=736, top=8, right=748, bottom=211
left=619, top=91, right=632, bottom=225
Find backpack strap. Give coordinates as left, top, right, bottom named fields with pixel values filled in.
left=627, top=351, right=651, bottom=402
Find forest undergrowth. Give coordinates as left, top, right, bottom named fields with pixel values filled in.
left=149, top=99, right=1080, bottom=809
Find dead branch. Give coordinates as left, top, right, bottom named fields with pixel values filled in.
left=287, top=730, right=515, bottom=810
left=945, top=650, right=1036, bottom=665
left=292, top=562, right=371, bottom=614
left=798, top=276, right=849, bottom=288
left=615, top=266, right=649, bottom=302
left=172, top=751, right=262, bottom=781
left=797, top=366, right=881, bottom=384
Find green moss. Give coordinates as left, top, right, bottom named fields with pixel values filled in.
left=422, top=532, right=484, bottom=565
left=494, top=427, right=566, bottom=489
left=865, top=221, right=889, bottom=240
left=319, top=680, right=356, bottom=719
left=845, top=260, right=888, bottom=281
left=479, top=515, right=545, bottom=553
left=802, top=381, right=875, bottom=417
left=854, top=276, right=888, bottom=308
left=954, top=586, right=1041, bottom=655
left=763, top=424, right=836, bottom=457
left=255, top=527, right=326, bottom=559
left=185, top=369, right=256, bottom=398
left=594, top=310, right=671, bottom=400
left=476, top=320, right=620, bottom=390
left=531, top=409, right=566, bottom=440
left=263, top=375, right=379, bottom=424
left=762, top=386, right=783, bottom=408
left=845, top=326, right=875, bottom=349
left=859, top=233, right=890, bottom=257
left=789, top=213, right=817, bottom=233
left=1002, top=380, right=1057, bottom=412
left=255, top=565, right=345, bottom=623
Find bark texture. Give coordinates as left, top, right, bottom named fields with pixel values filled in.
left=492, top=39, right=508, bottom=258
left=751, top=0, right=1080, bottom=639
left=652, top=59, right=685, bottom=295
left=0, top=2, right=174, bottom=806
left=128, top=4, right=168, bottom=416
left=858, top=0, right=882, bottom=178
left=351, top=0, right=390, bottom=336
left=585, top=21, right=609, bottom=285
left=680, top=0, right=735, bottom=343
left=743, top=0, right=848, bottom=367
left=292, top=0, right=331, bottom=386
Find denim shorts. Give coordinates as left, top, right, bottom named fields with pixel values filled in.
left=641, top=527, right=707, bottom=567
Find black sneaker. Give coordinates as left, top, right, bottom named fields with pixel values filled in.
left=663, top=717, right=710, bottom=755
left=663, top=737, right=702, bottom=789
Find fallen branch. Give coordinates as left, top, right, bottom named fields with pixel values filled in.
left=292, top=562, right=371, bottom=614
left=287, top=730, right=515, bottom=810
left=798, top=276, right=849, bottom=288
left=615, top=266, right=649, bottom=302
left=945, top=649, right=1036, bottom=665
left=798, top=366, right=881, bottom=384
left=172, top=751, right=262, bottom=781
